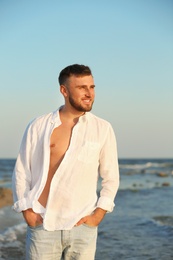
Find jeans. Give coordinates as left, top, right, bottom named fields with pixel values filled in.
left=26, top=224, right=98, bottom=260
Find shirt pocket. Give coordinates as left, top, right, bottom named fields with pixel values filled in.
left=77, top=141, right=100, bottom=163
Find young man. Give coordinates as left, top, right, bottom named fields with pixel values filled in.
left=12, top=64, right=119, bottom=260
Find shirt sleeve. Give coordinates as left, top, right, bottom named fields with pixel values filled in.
left=97, top=123, right=119, bottom=212
left=12, top=123, right=33, bottom=212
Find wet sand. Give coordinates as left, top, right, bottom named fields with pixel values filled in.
left=0, top=187, right=13, bottom=208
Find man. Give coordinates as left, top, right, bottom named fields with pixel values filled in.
left=12, top=64, right=119, bottom=260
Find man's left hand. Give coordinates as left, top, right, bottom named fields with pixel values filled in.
left=75, top=207, right=107, bottom=227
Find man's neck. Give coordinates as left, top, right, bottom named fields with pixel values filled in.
left=59, top=105, right=85, bottom=125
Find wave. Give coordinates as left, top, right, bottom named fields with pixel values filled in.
left=120, top=162, right=155, bottom=170
left=153, top=216, right=173, bottom=227
left=0, top=222, right=26, bottom=243
left=119, top=162, right=173, bottom=170
left=0, top=223, right=26, bottom=260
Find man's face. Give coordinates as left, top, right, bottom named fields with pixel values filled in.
left=65, top=75, right=95, bottom=112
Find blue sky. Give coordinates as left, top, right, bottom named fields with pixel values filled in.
left=0, top=0, right=173, bottom=158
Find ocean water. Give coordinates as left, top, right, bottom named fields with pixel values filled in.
left=0, top=158, right=173, bottom=260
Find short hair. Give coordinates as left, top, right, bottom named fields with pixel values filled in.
left=58, top=64, right=92, bottom=85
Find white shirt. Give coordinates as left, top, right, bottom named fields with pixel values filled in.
left=12, top=108, right=119, bottom=231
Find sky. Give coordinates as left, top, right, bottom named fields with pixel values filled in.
left=0, top=0, right=173, bottom=158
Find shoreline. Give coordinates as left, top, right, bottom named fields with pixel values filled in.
left=0, top=187, right=13, bottom=209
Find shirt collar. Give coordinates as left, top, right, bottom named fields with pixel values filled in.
left=51, top=107, right=62, bottom=124
left=78, top=112, right=89, bottom=123
left=51, top=107, right=91, bottom=124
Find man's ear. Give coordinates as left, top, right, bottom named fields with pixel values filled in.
left=60, top=85, right=68, bottom=98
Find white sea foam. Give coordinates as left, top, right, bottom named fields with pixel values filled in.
left=0, top=223, right=26, bottom=242
left=0, top=222, right=26, bottom=260
left=0, top=206, right=26, bottom=256
left=119, top=162, right=163, bottom=170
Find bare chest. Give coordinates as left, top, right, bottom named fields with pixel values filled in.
left=49, top=124, right=73, bottom=169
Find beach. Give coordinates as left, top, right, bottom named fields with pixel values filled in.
left=0, top=158, right=173, bottom=260
left=0, top=188, right=13, bottom=209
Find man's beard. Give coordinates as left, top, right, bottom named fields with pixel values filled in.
left=69, top=95, right=94, bottom=112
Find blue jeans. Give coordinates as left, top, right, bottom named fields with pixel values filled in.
left=26, top=224, right=98, bottom=260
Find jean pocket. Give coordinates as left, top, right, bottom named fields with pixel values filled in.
left=28, top=224, right=43, bottom=230
left=82, top=223, right=97, bottom=229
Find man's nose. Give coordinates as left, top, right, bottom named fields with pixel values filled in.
left=84, top=88, right=91, bottom=96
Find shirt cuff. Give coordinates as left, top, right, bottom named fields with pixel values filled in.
left=96, top=196, right=115, bottom=213
left=12, top=197, right=32, bottom=213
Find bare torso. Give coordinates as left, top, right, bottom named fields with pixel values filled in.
left=38, top=119, right=76, bottom=207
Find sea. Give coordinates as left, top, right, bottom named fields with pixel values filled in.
left=0, top=158, right=173, bottom=260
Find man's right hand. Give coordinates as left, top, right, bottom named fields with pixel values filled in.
left=22, top=208, right=43, bottom=227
